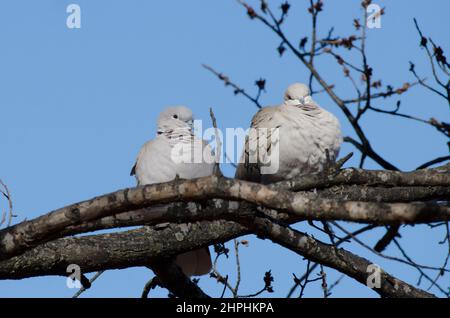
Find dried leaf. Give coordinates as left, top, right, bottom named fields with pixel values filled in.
left=280, top=1, right=290, bottom=15
left=299, top=37, right=308, bottom=50
left=277, top=43, right=286, bottom=56
left=255, top=78, right=266, bottom=91
left=260, top=0, right=268, bottom=13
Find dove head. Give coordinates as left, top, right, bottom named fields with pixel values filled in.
left=283, top=83, right=311, bottom=106
left=157, top=106, right=194, bottom=134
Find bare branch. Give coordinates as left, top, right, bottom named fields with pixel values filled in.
left=1, top=169, right=449, bottom=262
left=202, top=64, right=263, bottom=108
left=248, top=216, right=435, bottom=298
left=0, top=179, right=14, bottom=228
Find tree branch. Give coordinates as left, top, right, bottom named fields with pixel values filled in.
left=248, top=216, right=435, bottom=298
left=0, top=214, right=436, bottom=298
left=0, top=221, right=245, bottom=280
left=1, top=167, right=449, bottom=262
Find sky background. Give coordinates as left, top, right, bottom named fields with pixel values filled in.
left=0, top=0, right=449, bottom=298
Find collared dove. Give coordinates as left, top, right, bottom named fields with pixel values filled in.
left=131, top=106, right=213, bottom=276
left=236, top=83, right=342, bottom=183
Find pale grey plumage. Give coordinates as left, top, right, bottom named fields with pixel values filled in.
left=236, top=83, right=342, bottom=183
left=132, top=106, right=213, bottom=276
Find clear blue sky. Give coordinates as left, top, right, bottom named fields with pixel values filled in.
left=0, top=1, right=448, bottom=298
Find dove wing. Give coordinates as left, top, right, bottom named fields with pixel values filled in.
left=235, top=106, right=282, bottom=182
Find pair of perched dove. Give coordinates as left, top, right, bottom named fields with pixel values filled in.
left=131, top=83, right=342, bottom=277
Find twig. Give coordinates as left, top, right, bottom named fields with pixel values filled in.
left=393, top=238, right=450, bottom=297
left=295, top=260, right=322, bottom=298
left=0, top=179, right=14, bottom=227
left=219, top=275, right=229, bottom=298
left=413, top=19, right=448, bottom=93
left=238, top=270, right=274, bottom=298
left=211, top=244, right=236, bottom=297
left=141, top=276, right=160, bottom=298
left=342, top=80, right=421, bottom=104
left=287, top=224, right=377, bottom=297
left=327, top=274, right=345, bottom=295
left=367, top=105, right=450, bottom=138
left=233, top=239, right=242, bottom=296
left=427, top=222, right=450, bottom=291
left=319, top=264, right=329, bottom=298
left=417, top=155, right=450, bottom=170
left=209, top=107, right=223, bottom=176
left=235, top=0, right=399, bottom=171
left=331, top=222, right=450, bottom=273
left=203, top=64, right=263, bottom=108
left=72, top=270, right=105, bottom=298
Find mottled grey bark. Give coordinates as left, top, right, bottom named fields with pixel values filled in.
left=149, top=260, right=210, bottom=298
left=312, top=185, right=450, bottom=202
left=0, top=221, right=245, bottom=279
left=0, top=165, right=448, bottom=298
left=1, top=167, right=449, bottom=261
left=0, top=215, right=435, bottom=297
left=249, top=217, right=435, bottom=298
left=274, top=166, right=450, bottom=191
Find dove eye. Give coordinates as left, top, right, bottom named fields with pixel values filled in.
left=173, top=114, right=178, bottom=119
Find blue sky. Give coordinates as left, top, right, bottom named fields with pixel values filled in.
left=0, top=0, right=449, bottom=298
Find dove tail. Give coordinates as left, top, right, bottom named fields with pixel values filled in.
left=175, top=248, right=212, bottom=277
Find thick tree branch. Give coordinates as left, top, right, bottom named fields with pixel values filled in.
left=0, top=221, right=245, bottom=280
left=311, top=185, right=450, bottom=202
left=273, top=166, right=450, bottom=191
left=149, top=260, right=211, bottom=298
left=1, top=168, right=449, bottom=262
left=249, top=216, right=435, bottom=298
left=1, top=166, right=449, bottom=261
left=0, top=215, right=436, bottom=298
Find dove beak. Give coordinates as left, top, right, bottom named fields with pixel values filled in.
left=284, top=98, right=303, bottom=106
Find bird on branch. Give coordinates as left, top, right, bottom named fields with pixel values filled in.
left=236, top=83, right=342, bottom=183
left=131, top=106, right=214, bottom=277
